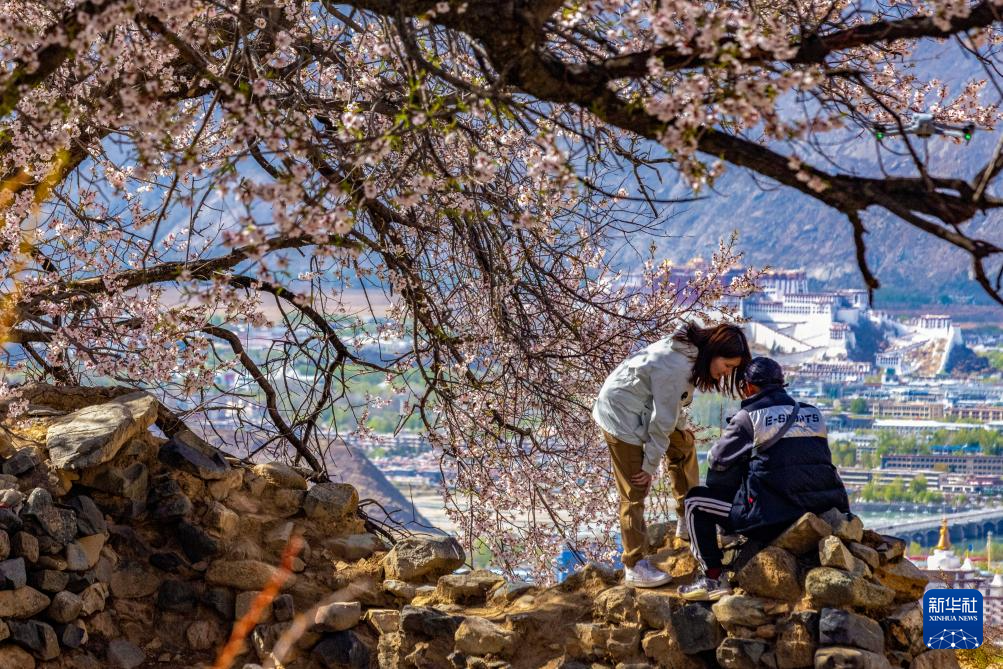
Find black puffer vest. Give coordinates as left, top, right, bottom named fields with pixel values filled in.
left=728, top=386, right=850, bottom=537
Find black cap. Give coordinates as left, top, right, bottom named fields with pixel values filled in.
left=745, top=356, right=785, bottom=387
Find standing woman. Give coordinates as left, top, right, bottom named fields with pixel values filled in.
left=593, top=322, right=751, bottom=587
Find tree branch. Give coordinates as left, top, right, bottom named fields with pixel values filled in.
left=201, top=324, right=324, bottom=472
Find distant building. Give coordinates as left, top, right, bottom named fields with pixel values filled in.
left=948, top=404, right=1003, bottom=422
left=881, top=453, right=1003, bottom=476
left=871, top=401, right=946, bottom=420
left=930, top=443, right=981, bottom=455
left=825, top=413, right=875, bottom=431
left=853, top=436, right=878, bottom=465
left=873, top=419, right=988, bottom=435
left=839, top=467, right=942, bottom=490
left=722, top=266, right=964, bottom=378
left=915, top=314, right=953, bottom=334
left=795, top=361, right=874, bottom=383
left=937, top=474, right=1003, bottom=495
left=739, top=270, right=863, bottom=357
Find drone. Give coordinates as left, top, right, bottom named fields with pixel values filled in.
left=873, top=112, right=975, bottom=142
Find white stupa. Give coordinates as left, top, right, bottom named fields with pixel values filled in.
left=926, top=517, right=963, bottom=571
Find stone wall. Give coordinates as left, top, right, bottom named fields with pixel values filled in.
left=0, top=387, right=387, bottom=669
left=372, top=511, right=956, bottom=669
left=0, top=386, right=960, bottom=669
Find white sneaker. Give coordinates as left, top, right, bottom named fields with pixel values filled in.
left=675, top=520, right=690, bottom=542
left=624, top=559, right=672, bottom=588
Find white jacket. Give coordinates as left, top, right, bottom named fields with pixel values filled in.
left=592, top=335, right=697, bottom=475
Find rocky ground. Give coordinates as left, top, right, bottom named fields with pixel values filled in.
left=375, top=512, right=949, bottom=669
left=0, top=384, right=967, bottom=669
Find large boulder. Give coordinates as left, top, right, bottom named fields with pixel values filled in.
left=7, top=620, right=59, bottom=660
left=437, top=570, right=505, bottom=605
left=636, top=590, right=675, bottom=629
left=312, top=630, right=370, bottom=669
left=776, top=611, right=819, bottom=669
left=884, top=602, right=926, bottom=658
left=0, top=644, right=35, bottom=669
left=574, top=622, right=641, bottom=662
left=860, top=532, right=906, bottom=565
left=205, top=560, right=282, bottom=591
left=489, top=580, right=534, bottom=606
left=874, top=559, right=928, bottom=603
left=819, top=536, right=867, bottom=575
left=302, top=483, right=358, bottom=524
left=643, top=628, right=704, bottom=669
left=2, top=450, right=39, bottom=477
left=0, top=588, right=50, bottom=618
left=712, top=595, right=772, bottom=628
left=717, top=637, right=769, bottom=669
left=821, top=509, right=864, bottom=544
left=362, top=609, right=399, bottom=636
left=804, top=567, right=895, bottom=613
left=252, top=462, right=308, bottom=490
left=328, top=533, right=385, bottom=561
left=773, top=513, right=832, bottom=555
left=737, top=546, right=802, bottom=601
left=671, top=603, right=724, bottom=654
left=848, top=543, right=880, bottom=571
left=46, top=392, right=158, bottom=470
left=593, top=585, right=640, bottom=624
left=22, top=489, right=77, bottom=544
left=454, top=616, right=515, bottom=657
left=11, top=384, right=133, bottom=413
left=909, top=650, right=961, bottom=669
left=818, top=608, right=884, bottom=654
left=399, top=605, right=462, bottom=638
left=46, top=591, right=83, bottom=624
left=383, top=535, right=465, bottom=582
left=382, top=579, right=417, bottom=601
left=157, top=430, right=230, bottom=480
left=79, top=462, right=148, bottom=501
left=314, top=601, right=363, bottom=632
left=106, top=639, right=145, bottom=669
left=815, top=646, right=891, bottom=669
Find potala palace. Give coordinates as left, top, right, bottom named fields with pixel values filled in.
left=675, top=262, right=967, bottom=383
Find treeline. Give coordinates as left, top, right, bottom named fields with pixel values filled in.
left=857, top=475, right=945, bottom=505
left=832, top=428, right=1003, bottom=471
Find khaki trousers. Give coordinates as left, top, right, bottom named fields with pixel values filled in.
left=605, top=429, right=698, bottom=567
left=666, top=428, right=699, bottom=518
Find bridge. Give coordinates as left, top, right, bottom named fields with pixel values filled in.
left=870, top=507, right=1003, bottom=548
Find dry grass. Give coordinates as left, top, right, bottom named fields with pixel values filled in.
left=958, top=626, right=1003, bottom=669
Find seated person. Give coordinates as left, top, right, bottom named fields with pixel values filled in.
left=678, top=357, right=849, bottom=601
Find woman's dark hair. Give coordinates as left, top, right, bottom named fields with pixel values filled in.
left=673, top=322, right=752, bottom=397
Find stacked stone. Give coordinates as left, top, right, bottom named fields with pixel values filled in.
left=707, top=508, right=943, bottom=669
left=0, top=390, right=148, bottom=669
left=0, top=386, right=396, bottom=669
left=371, top=510, right=958, bottom=669
left=0, top=385, right=961, bottom=669
left=0, top=484, right=107, bottom=667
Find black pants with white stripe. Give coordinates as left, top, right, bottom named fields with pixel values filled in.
left=683, top=485, right=738, bottom=572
